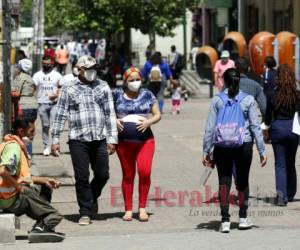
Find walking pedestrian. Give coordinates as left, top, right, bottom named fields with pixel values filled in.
left=262, top=56, right=277, bottom=94
left=56, top=44, right=69, bottom=75
left=236, top=57, right=266, bottom=116
left=142, top=51, right=174, bottom=113
left=170, top=79, right=186, bottom=115
left=203, top=68, right=267, bottom=233
left=33, top=56, right=62, bottom=156
left=0, top=119, right=64, bottom=243
left=263, top=64, right=300, bottom=206
left=51, top=56, right=118, bottom=226
left=113, top=67, right=161, bottom=222
left=213, top=50, right=235, bottom=91
left=12, top=59, right=38, bottom=158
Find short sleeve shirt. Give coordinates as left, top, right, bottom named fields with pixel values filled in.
left=112, top=88, right=157, bottom=142
left=33, top=70, right=62, bottom=104
left=0, top=142, right=21, bottom=176
left=113, top=88, right=157, bottom=118
left=213, top=59, right=235, bottom=90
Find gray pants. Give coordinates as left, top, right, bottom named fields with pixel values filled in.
left=38, top=103, right=57, bottom=149
left=3, top=187, right=62, bottom=230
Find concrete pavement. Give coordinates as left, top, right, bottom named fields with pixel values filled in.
left=4, top=92, right=300, bottom=249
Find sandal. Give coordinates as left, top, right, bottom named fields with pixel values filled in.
left=138, top=208, right=149, bottom=222
left=122, top=211, right=133, bottom=221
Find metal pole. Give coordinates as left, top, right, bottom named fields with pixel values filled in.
left=183, top=0, right=187, bottom=69
left=0, top=0, right=12, bottom=139
left=202, top=4, right=205, bottom=45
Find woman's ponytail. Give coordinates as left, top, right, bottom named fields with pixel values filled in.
left=224, top=68, right=240, bottom=98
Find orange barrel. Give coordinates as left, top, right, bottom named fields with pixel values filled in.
left=195, top=46, right=218, bottom=81
left=276, top=31, right=297, bottom=70
left=223, top=32, right=247, bottom=60
left=249, top=31, right=276, bottom=75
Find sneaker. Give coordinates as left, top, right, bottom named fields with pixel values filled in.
left=43, top=147, right=51, bottom=156
left=238, top=218, right=254, bottom=230
left=28, top=226, right=65, bottom=243
left=220, top=221, right=231, bottom=233
left=78, top=216, right=91, bottom=226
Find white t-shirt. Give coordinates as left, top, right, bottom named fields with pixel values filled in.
left=33, top=70, right=62, bottom=104
left=60, top=74, right=77, bottom=87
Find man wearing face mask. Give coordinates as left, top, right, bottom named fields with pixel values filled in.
left=33, top=56, right=62, bottom=156
left=213, top=50, right=235, bottom=91
left=51, top=56, right=118, bottom=226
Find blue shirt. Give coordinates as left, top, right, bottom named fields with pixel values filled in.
left=113, top=88, right=156, bottom=117
left=203, top=89, right=266, bottom=156
left=142, top=60, right=172, bottom=81
left=113, top=88, right=157, bottom=142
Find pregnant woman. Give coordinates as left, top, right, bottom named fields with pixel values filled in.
left=113, top=67, right=161, bottom=222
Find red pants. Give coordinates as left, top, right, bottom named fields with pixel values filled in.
left=116, top=138, right=155, bottom=211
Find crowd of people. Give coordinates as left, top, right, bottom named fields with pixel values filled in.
left=0, top=39, right=299, bottom=244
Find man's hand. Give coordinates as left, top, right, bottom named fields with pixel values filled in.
left=45, top=178, right=61, bottom=189
left=107, top=143, right=116, bottom=155
left=136, top=118, right=151, bottom=133
left=260, top=155, right=267, bottom=167
left=51, top=144, right=60, bottom=157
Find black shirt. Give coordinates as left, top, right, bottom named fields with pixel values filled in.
left=265, top=89, right=300, bottom=126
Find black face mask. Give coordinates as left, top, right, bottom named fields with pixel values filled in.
left=42, top=65, right=53, bottom=73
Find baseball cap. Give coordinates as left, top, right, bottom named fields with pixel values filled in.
left=76, top=56, right=98, bottom=69
left=17, top=59, right=32, bottom=74
left=220, top=50, right=230, bottom=59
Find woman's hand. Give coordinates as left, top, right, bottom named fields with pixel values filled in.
left=136, top=117, right=151, bottom=133
left=49, top=94, right=58, bottom=101
left=202, top=155, right=214, bottom=168
left=260, top=155, right=267, bottom=167
left=117, top=119, right=124, bottom=132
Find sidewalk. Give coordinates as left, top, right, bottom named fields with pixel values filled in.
left=7, top=97, right=300, bottom=249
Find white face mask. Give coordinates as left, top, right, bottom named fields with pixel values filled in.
left=22, top=136, right=31, bottom=146
left=84, top=69, right=97, bottom=82
left=127, top=80, right=142, bottom=92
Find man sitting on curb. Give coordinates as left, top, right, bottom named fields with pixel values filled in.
left=0, top=119, right=64, bottom=243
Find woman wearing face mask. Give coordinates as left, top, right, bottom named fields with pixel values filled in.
left=112, top=67, right=161, bottom=222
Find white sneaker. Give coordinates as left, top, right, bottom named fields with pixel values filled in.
left=43, top=147, right=50, bottom=156
left=238, top=218, right=254, bottom=230
left=220, top=221, right=231, bottom=233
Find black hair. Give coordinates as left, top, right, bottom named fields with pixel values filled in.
left=223, top=68, right=240, bottom=98
left=12, top=119, right=30, bottom=134
left=265, top=56, right=276, bottom=69
left=171, top=45, right=176, bottom=52
left=235, top=57, right=249, bottom=74
left=151, top=52, right=162, bottom=65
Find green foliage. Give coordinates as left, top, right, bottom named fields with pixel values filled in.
left=22, top=0, right=200, bottom=36
left=20, top=0, right=33, bottom=27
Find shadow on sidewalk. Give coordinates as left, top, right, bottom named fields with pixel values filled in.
left=195, top=221, right=239, bottom=231
left=64, top=212, right=124, bottom=222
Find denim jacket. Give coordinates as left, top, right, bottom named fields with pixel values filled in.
left=203, top=90, right=266, bottom=156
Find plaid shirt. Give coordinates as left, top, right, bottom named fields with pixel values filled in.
left=51, top=79, right=118, bottom=145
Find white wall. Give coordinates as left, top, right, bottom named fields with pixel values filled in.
left=131, top=9, right=193, bottom=67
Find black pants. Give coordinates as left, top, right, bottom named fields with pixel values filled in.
left=69, top=139, right=109, bottom=216
left=213, top=142, right=253, bottom=222
left=4, top=187, right=62, bottom=230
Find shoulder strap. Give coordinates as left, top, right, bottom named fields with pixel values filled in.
left=235, top=91, right=248, bottom=103
left=217, top=92, right=229, bottom=104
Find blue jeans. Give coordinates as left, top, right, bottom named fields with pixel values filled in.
left=270, top=119, right=299, bottom=202
left=38, top=104, right=57, bottom=149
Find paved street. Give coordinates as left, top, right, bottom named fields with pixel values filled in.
left=4, top=86, right=300, bottom=249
